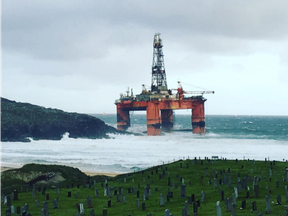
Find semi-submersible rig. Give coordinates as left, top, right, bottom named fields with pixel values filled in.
left=115, top=33, right=214, bottom=135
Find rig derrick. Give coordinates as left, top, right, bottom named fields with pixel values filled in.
left=115, top=33, right=214, bottom=136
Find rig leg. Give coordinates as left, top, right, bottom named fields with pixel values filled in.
left=161, top=109, right=173, bottom=132
left=117, top=108, right=130, bottom=131
left=146, top=102, right=161, bottom=135
left=192, top=102, right=206, bottom=134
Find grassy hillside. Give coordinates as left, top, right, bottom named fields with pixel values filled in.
left=1, top=98, right=120, bottom=142
left=2, top=159, right=288, bottom=215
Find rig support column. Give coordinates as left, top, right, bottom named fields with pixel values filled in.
left=191, top=102, right=206, bottom=134
left=146, top=101, right=161, bottom=135
left=117, top=108, right=130, bottom=131
left=161, top=109, right=173, bottom=132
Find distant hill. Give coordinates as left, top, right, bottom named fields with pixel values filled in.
left=1, top=98, right=121, bottom=142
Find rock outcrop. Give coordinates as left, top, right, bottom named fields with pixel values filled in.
left=1, top=98, right=120, bottom=142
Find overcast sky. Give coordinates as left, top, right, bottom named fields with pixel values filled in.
left=2, top=1, right=288, bottom=115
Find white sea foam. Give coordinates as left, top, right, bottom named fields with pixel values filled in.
left=1, top=133, right=288, bottom=174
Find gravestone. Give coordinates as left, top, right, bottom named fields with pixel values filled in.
left=11, top=206, right=15, bottom=214
left=32, top=189, right=36, bottom=199
left=142, top=202, right=146, bottom=211
left=46, top=194, right=49, bottom=200
left=80, top=203, right=84, bottom=215
left=6, top=195, right=11, bottom=207
left=122, top=195, right=126, bottom=204
left=53, top=199, right=58, bottom=209
left=43, top=201, right=48, bottom=212
left=234, top=187, right=238, bottom=198
left=216, top=201, right=221, bottom=216
left=201, top=191, right=205, bottom=202
left=277, top=195, right=282, bottom=205
left=231, top=204, right=236, bottom=216
left=252, top=201, right=257, bottom=211
left=102, top=209, right=108, bottom=216
left=232, top=193, right=236, bottom=205
left=95, top=188, right=99, bottom=197
left=221, top=190, right=224, bottom=201
left=107, top=200, right=111, bottom=208
left=165, top=209, right=170, bottom=216
left=225, top=198, right=232, bottom=212
left=90, top=209, right=95, bottom=216
left=285, top=185, right=288, bottom=203
left=265, top=194, right=271, bottom=214
left=67, top=191, right=71, bottom=197
left=35, top=200, right=39, bottom=207
left=136, top=199, right=140, bottom=207
left=160, top=194, right=164, bottom=206
left=214, top=178, right=217, bottom=188
left=193, top=202, right=198, bottom=214
left=13, top=190, right=19, bottom=200
left=117, top=194, right=121, bottom=202
left=241, top=199, right=246, bottom=209
left=276, top=181, right=279, bottom=188
left=184, top=200, right=189, bottom=215
left=180, top=184, right=186, bottom=197
left=16, top=206, right=20, bottom=215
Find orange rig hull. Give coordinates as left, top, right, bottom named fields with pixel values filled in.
left=116, top=98, right=206, bottom=136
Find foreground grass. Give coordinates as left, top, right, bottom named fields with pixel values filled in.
left=2, top=158, right=288, bottom=215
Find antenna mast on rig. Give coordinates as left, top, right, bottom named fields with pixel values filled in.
left=151, top=33, right=167, bottom=92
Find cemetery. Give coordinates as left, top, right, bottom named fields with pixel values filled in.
left=1, top=158, right=288, bottom=215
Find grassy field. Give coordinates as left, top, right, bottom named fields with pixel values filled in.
left=2, top=158, right=288, bottom=215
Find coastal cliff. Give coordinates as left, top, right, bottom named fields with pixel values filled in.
left=1, top=98, right=120, bottom=142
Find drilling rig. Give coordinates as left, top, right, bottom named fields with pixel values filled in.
left=115, top=33, right=214, bottom=135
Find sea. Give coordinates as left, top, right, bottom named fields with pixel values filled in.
left=1, top=114, right=288, bottom=174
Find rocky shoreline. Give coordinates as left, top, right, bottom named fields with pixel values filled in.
left=1, top=98, right=127, bottom=142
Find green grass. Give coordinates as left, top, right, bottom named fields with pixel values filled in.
left=2, top=159, right=288, bottom=215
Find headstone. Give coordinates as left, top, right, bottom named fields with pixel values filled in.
left=17, top=206, right=20, bottom=215
left=136, top=199, right=140, bottom=207
left=184, top=200, right=189, bottom=215
left=13, top=190, right=19, bottom=200
left=160, top=194, right=164, bottom=206
left=107, top=200, right=111, bottom=208
left=232, top=193, right=236, bottom=205
left=216, top=201, right=221, bottom=216
left=201, top=191, right=205, bottom=202
left=193, top=202, right=198, bottom=214
left=241, top=199, right=246, bottom=209
left=180, top=184, right=186, bottom=197
left=225, top=198, right=232, bottom=211
left=221, top=190, right=224, bottom=201
left=11, top=205, right=15, bottom=214
left=32, top=188, right=36, bottom=199
left=277, top=195, right=282, bottom=205
left=35, top=199, right=39, bottom=207
left=276, top=180, right=279, bottom=188
left=231, top=203, right=236, bottom=216
left=95, top=188, right=99, bottom=197
left=265, top=194, right=271, bottom=214
left=142, top=202, right=146, bottom=211
left=214, top=178, right=217, bottom=188
left=165, top=209, right=170, bottom=216
left=43, top=201, right=48, bottom=211
left=252, top=201, right=257, bottom=211
left=53, top=199, right=58, bottom=209
left=6, top=195, right=11, bottom=207
left=68, top=191, right=71, bottom=197
left=122, top=195, right=126, bottom=204
left=46, top=194, right=49, bottom=200
left=102, top=209, right=108, bottom=216
left=90, top=209, right=95, bottom=216
left=234, top=187, right=238, bottom=198
left=80, top=203, right=84, bottom=215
